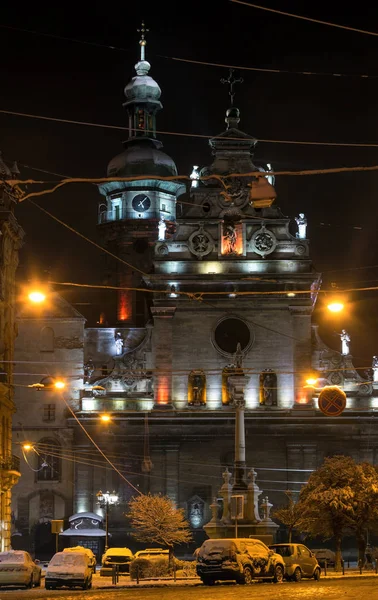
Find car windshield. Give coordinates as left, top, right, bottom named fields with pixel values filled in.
left=270, top=546, right=293, bottom=557
left=50, top=553, right=85, bottom=567
left=198, top=541, right=236, bottom=559
left=0, top=552, right=24, bottom=563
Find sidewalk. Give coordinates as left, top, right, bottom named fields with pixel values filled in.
left=91, top=570, right=378, bottom=589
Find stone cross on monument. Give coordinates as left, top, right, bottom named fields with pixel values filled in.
left=221, top=68, right=244, bottom=107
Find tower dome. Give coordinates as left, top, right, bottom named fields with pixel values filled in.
left=107, top=139, right=177, bottom=178
left=124, top=60, right=162, bottom=106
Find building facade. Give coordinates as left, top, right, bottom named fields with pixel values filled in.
left=0, top=154, right=24, bottom=551
left=11, top=37, right=378, bottom=552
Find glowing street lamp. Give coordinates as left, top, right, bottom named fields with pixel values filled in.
left=100, top=414, right=111, bottom=423
left=97, top=490, right=119, bottom=550
left=305, top=377, right=318, bottom=386
left=54, top=380, right=65, bottom=390
left=28, top=291, right=46, bottom=304
left=22, top=443, right=33, bottom=451
left=327, top=301, right=344, bottom=313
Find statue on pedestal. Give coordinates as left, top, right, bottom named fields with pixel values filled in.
left=84, top=358, right=95, bottom=384
left=158, top=217, right=166, bottom=241
left=223, top=221, right=237, bottom=254
left=190, top=165, right=200, bottom=188
left=339, top=329, right=350, bottom=355
left=114, top=332, right=124, bottom=356
left=295, top=213, right=307, bottom=239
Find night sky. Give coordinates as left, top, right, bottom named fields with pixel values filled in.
left=1, top=0, right=378, bottom=368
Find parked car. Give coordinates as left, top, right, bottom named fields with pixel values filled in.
left=269, top=543, right=321, bottom=581
left=45, top=551, right=92, bottom=590
left=196, top=538, right=285, bottom=585
left=134, top=548, right=169, bottom=561
left=0, top=550, right=41, bottom=589
left=63, top=546, right=96, bottom=573
left=312, top=548, right=344, bottom=568
left=101, top=547, right=134, bottom=573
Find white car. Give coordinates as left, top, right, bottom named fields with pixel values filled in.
left=45, top=551, right=92, bottom=590
left=63, top=546, right=97, bottom=573
left=0, top=550, right=41, bottom=589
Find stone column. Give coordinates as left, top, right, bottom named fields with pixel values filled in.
left=228, top=374, right=250, bottom=492
left=151, top=307, right=176, bottom=406
left=290, top=307, right=313, bottom=406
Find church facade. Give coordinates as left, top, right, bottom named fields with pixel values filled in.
left=11, top=33, right=378, bottom=553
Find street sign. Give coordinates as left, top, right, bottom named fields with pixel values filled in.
left=51, top=520, right=64, bottom=534
left=318, top=386, right=347, bottom=416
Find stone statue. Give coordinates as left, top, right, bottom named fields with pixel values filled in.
left=114, top=332, right=124, bottom=356
left=223, top=221, right=237, bottom=254
left=295, top=213, right=307, bottom=239
left=84, top=358, right=95, bottom=384
left=234, top=342, right=243, bottom=369
left=190, top=165, right=200, bottom=188
left=340, top=329, right=350, bottom=355
left=189, top=370, right=206, bottom=405
left=158, top=217, right=166, bottom=241
left=259, top=370, right=277, bottom=406
left=373, top=356, right=378, bottom=382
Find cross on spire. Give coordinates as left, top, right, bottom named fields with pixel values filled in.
left=137, top=21, right=149, bottom=61
left=221, top=68, right=243, bottom=107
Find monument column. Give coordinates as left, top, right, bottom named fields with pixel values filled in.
left=151, top=307, right=176, bottom=406
left=228, top=372, right=250, bottom=492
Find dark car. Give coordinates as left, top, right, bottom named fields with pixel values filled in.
left=269, top=543, right=320, bottom=581
left=196, top=538, right=285, bottom=585
left=312, top=549, right=343, bottom=568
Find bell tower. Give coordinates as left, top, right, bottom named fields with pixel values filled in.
left=98, top=23, right=185, bottom=326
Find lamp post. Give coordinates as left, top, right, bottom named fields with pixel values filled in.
left=96, top=490, right=119, bottom=551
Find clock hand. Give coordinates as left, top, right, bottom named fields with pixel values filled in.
left=138, top=199, right=146, bottom=208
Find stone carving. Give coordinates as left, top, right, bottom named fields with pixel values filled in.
left=358, top=383, right=373, bottom=397
left=188, top=225, right=214, bottom=259
left=339, top=329, right=351, bottom=355
left=329, top=371, right=343, bottom=386
left=261, top=496, right=273, bottom=521
left=373, top=356, right=378, bottom=382
left=259, top=369, right=277, bottom=406
left=234, top=342, right=243, bottom=369
left=114, top=332, right=124, bottom=356
left=251, top=225, right=277, bottom=257
left=54, top=336, right=83, bottom=349
left=188, top=370, right=206, bottom=405
left=295, top=213, right=307, bottom=239
left=84, top=358, right=95, bottom=384
left=225, top=177, right=248, bottom=206
left=155, top=243, right=169, bottom=256
left=295, top=244, right=307, bottom=255
left=39, top=490, right=54, bottom=520
left=190, top=165, right=200, bottom=188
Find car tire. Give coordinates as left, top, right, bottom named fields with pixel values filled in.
left=314, top=568, right=321, bottom=581
left=26, top=575, right=33, bottom=588
left=273, top=565, right=284, bottom=583
left=241, top=565, right=253, bottom=585
left=293, top=567, right=302, bottom=582
left=201, top=577, right=215, bottom=585
left=35, top=574, right=41, bottom=587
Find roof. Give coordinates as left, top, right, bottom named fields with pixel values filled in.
left=104, top=547, right=133, bottom=556
left=60, top=528, right=107, bottom=537
left=18, top=293, right=85, bottom=320
left=107, top=139, right=177, bottom=179
left=68, top=512, right=102, bottom=522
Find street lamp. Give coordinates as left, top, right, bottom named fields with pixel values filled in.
left=96, top=490, right=119, bottom=551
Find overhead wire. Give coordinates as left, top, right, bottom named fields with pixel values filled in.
left=4, top=108, right=378, bottom=148
left=230, top=0, right=378, bottom=38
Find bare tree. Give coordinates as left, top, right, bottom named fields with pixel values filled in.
left=127, top=493, right=192, bottom=563
left=272, top=490, right=303, bottom=542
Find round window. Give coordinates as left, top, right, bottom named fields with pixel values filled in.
left=213, top=317, right=252, bottom=356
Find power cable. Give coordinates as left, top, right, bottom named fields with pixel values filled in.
left=230, top=0, right=378, bottom=38
left=4, top=108, right=378, bottom=148
left=165, top=55, right=378, bottom=80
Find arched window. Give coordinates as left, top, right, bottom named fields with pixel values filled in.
left=40, top=327, right=54, bottom=352
left=37, top=438, right=61, bottom=482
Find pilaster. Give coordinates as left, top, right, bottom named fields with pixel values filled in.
left=151, top=307, right=176, bottom=406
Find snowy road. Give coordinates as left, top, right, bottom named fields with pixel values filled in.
left=0, top=579, right=377, bottom=600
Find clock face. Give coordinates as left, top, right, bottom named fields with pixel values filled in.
left=132, top=194, right=151, bottom=213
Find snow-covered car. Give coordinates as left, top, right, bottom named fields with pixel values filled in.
left=269, top=543, right=321, bottom=581
left=134, top=548, right=169, bottom=561
left=63, top=546, right=96, bottom=573
left=45, top=551, right=92, bottom=590
left=101, top=547, right=134, bottom=573
left=0, top=550, right=41, bottom=589
left=196, top=538, right=285, bottom=585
